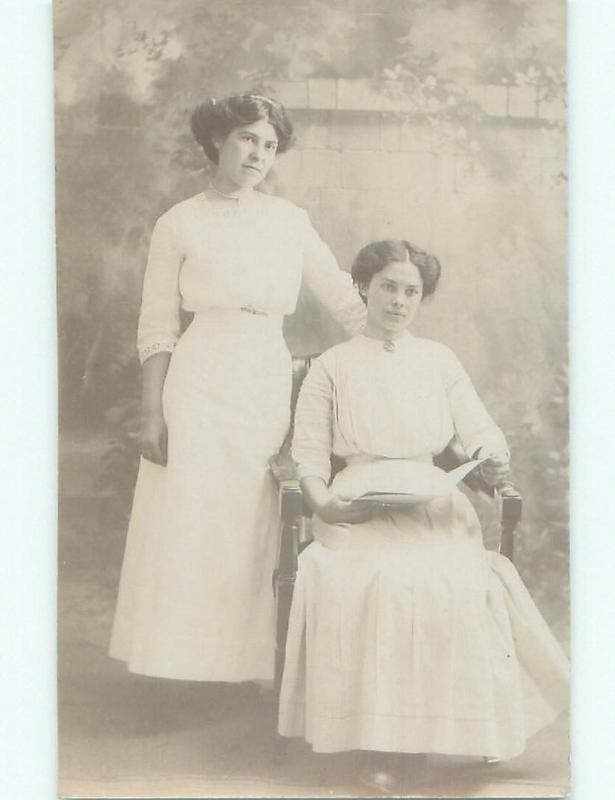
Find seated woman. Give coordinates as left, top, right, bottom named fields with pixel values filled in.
left=278, top=239, right=569, bottom=789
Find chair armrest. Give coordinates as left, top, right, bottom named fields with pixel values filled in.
left=434, top=438, right=494, bottom=496
left=269, top=453, right=303, bottom=576
left=498, top=483, right=523, bottom=561
left=434, top=438, right=523, bottom=561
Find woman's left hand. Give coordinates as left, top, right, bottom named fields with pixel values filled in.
left=478, top=451, right=511, bottom=486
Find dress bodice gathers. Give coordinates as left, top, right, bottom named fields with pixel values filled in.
left=136, top=192, right=365, bottom=363
left=292, top=333, right=509, bottom=481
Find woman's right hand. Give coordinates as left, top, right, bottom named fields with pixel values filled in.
left=315, top=494, right=377, bottom=525
left=139, top=410, right=168, bottom=466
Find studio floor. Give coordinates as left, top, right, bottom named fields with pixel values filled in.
left=59, top=638, right=569, bottom=799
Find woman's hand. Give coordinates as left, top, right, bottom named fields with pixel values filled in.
left=139, top=351, right=172, bottom=466
left=315, top=494, right=378, bottom=525
left=300, top=477, right=379, bottom=525
left=478, top=450, right=511, bottom=486
left=139, top=410, right=168, bottom=466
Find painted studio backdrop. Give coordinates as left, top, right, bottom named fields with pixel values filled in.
left=56, top=0, right=567, bottom=795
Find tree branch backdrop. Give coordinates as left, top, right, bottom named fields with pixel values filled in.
left=55, top=0, right=568, bottom=668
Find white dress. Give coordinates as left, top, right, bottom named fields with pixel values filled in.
left=278, top=334, right=569, bottom=759
left=109, top=191, right=365, bottom=682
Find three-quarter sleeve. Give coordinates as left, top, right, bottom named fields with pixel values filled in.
left=440, top=346, right=510, bottom=460
left=136, top=213, right=184, bottom=364
left=291, top=356, right=335, bottom=484
left=300, top=210, right=366, bottom=336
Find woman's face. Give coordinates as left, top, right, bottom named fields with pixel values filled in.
left=363, top=258, right=423, bottom=338
left=214, top=118, right=278, bottom=190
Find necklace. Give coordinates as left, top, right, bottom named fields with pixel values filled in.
left=361, top=332, right=403, bottom=351
left=208, top=181, right=243, bottom=202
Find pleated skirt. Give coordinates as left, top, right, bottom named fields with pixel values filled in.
left=278, top=487, right=569, bottom=759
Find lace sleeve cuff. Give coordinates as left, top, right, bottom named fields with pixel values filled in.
left=138, top=341, right=176, bottom=365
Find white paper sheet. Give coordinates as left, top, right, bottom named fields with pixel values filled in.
left=334, top=458, right=486, bottom=506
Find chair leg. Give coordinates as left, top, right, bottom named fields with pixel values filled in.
left=274, top=571, right=296, bottom=698
left=271, top=478, right=304, bottom=761
left=272, top=570, right=296, bottom=763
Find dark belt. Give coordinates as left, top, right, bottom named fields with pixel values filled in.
left=240, top=305, right=269, bottom=317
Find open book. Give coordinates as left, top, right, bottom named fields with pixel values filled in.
left=333, top=458, right=485, bottom=506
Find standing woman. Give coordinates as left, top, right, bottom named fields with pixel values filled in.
left=109, top=94, right=365, bottom=683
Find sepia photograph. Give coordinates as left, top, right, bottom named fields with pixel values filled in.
left=55, top=0, right=570, bottom=796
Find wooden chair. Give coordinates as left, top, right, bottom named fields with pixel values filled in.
left=269, top=355, right=523, bottom=701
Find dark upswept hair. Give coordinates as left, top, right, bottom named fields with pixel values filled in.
left=190, top=93, right=295, bottom=164
left=351, top=239, right=442, bottom=299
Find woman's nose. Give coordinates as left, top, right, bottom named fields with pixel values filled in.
left=392, top=293, right=406, bottom=307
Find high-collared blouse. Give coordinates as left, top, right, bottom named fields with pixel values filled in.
left=136, top=191, right=366, bottom=363
left=292, top=333, right=509, bottom=481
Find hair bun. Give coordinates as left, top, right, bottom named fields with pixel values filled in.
left=190, top=98, right=218, bottom=149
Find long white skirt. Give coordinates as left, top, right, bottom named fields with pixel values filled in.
left=278, top=487, right=569, bottom=759
left=110, top=311, right=291, bottom=682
